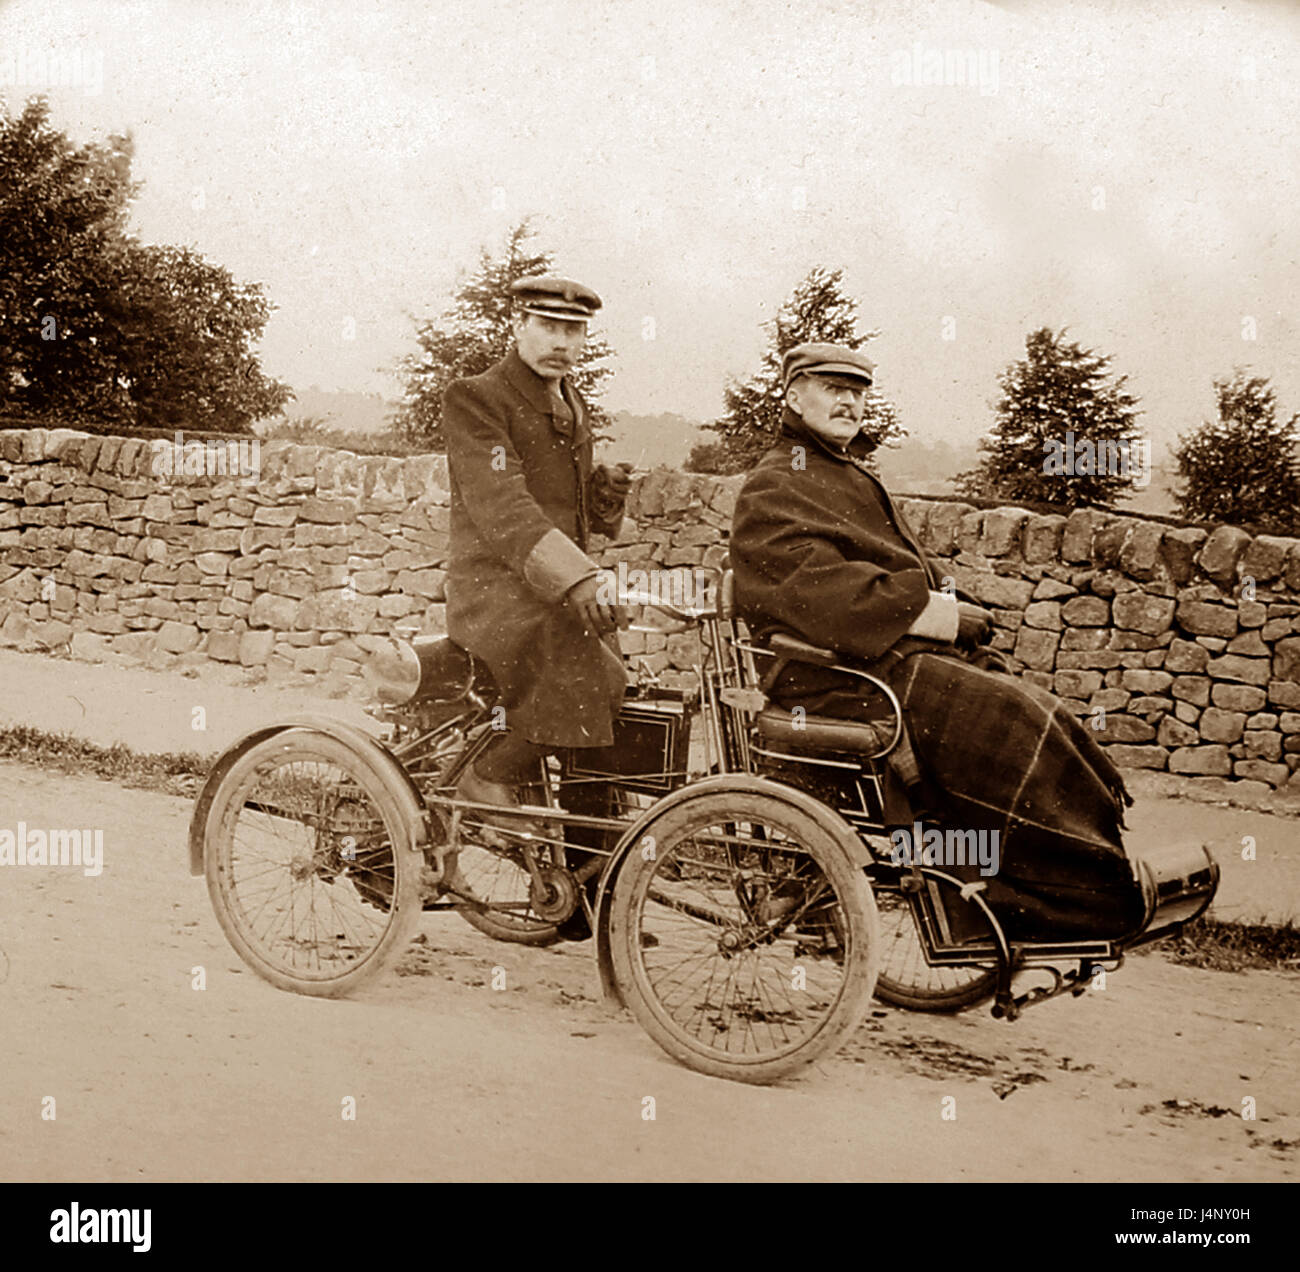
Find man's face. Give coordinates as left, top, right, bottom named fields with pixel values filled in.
left=513, top=313, right=587, bottom=381
left=786, top=372, right=870, bottom=447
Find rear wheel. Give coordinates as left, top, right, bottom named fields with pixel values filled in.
left=203, top=731, right=423, bottom=996
left=446, top=837, right=567, bottom=946
left=607, top=792, right=878, bottom=1083
left=872, top=874, right=999, bottom=1012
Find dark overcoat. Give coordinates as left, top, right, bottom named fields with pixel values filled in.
left=730, top=415, right=1145, bottom=941
left=443, top=348, right=627, bottom=749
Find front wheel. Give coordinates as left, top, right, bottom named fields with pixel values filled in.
left=203, top=730, right=424, bottom=996
left=607, top=791, right=879, bottom=1084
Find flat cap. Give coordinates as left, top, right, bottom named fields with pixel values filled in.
left=510, top=274, right=602, bottom=322
left=782, top=342, right=875, bottom=391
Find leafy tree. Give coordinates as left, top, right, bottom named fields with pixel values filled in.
left=0, top=98, right=289, bottom=432
left=701, top=266, right=903, bottom=474
left=1172, top=371, right=1299, bottom=533
left=956, top=327, right=1143, bottom=510
left=391, top=219, right=615, bottom=450
left=684, top=439, right=733, bottom=475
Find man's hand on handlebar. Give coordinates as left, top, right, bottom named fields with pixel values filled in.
left=955, top=601, right=994, bottom=649
left=565, top=575, right=628, bottom=636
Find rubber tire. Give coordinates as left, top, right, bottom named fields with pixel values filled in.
left=872, top=880, right=999, bottom=1012
left=607, top=791, right=879, bottom=1084
left=204, top=731, right=423, bottom=996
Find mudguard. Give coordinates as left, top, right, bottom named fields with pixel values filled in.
left=591, top=773, right=873, bottom=1006
left=188, top=713, right=430, bottom=876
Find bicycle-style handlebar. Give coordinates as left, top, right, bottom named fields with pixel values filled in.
left=618, top=588, right=717, bottom=623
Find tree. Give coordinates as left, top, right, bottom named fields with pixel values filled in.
left=697, top=266, right=903, bottom=474
left=1172, top=371, right=1300, bottom=533
left=683, top=439, right=733, bottom=475
left=956, top=327, right=1143, bottom=510
left=391, top=219, right=615, bottom=450
left=0, top=98, right=289, bottom=432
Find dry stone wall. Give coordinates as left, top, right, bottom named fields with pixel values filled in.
left=3, top=427, right=1300, bottom=797
left=0, top=428, right=451, bottom=696
left=614, top=469, right=1300, bottom=800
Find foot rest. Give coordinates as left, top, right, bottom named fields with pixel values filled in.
left=754, top=706, right=891, bottom=756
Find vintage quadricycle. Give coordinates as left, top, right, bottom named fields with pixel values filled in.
left=190, top=567, right=1218, bottom=1083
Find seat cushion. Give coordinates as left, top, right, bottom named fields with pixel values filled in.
left=754, top=705, right=889, bottom=755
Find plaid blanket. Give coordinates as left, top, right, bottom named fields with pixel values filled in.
left=772, top=641, right=1147, bottom=942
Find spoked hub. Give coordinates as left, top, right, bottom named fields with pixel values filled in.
left=440, top=810, right=574, bottom=945
left=528, top=864, right=581, bottom=924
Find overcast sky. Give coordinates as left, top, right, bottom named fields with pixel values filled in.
left=2, top=0, right=1298, bottom=456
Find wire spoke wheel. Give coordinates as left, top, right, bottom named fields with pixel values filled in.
left=445, top=832, right=569, bottom=945
left=203, top=732, right=421, bottom=995
left=414, top=734, right=567, bottom=945
left=608, top=792, right=878, bottom=1083
left=872, top=876, right=999, bottom=1011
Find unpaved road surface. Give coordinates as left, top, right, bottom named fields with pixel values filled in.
left=2, top=761, right=1297, bottom=1182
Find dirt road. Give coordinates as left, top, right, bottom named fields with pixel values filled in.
left=1, top=761, right=1296, bottom=1182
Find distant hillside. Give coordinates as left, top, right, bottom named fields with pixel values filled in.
left=281, top=386, right=394, bottom=435
left=600, top=411, right=702, bottom=467
left=604, top=411, right=1180, bottom=516
left=875, top=438, right=980, bottom=495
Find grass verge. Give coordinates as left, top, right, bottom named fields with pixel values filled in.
left=1150, top=915, right=1300, bottom=973
left=0, top=725, right=210, bottom=799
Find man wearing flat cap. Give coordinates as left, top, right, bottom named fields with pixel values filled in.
left=729, top=342, right=1146, bottom=942
left=442, top=275, right=633, bottom=813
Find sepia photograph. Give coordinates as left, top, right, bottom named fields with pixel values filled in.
left=0, top=0, right=1295, bottom=1241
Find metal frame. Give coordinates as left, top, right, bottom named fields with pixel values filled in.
left=282, top=568, right=1216, bottom=1028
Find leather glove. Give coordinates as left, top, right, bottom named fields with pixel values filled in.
left=956, top=601, right=994, bottom=649
left=565, top=575, right=627, bottom=636
left=589, top=463, right=634, bottom=526
left=603, top=461, right=634, bottom=499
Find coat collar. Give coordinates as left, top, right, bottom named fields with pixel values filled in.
left=777, top=409, right=938, bottom=587
left=501, top=347, right=584, bottom=438
left=502, top=346, right=557, bottom=414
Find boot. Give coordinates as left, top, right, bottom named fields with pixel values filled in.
left=454, top=762, right=546, bottom=844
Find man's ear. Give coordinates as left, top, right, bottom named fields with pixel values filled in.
left=785, top=383, right=803, bottom=416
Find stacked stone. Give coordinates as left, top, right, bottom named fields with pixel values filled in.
left=898, top=500, right=1300, bottom=796
left=5, top=425, right=1300, bottom=793
left=596, top=469, right=741, bottom=691
left=0, top=428, right=451, bottom=694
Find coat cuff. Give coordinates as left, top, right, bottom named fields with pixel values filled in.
left=522, top=528, right=600, bottom=603
left=906, top=591, right=960, bottom=642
